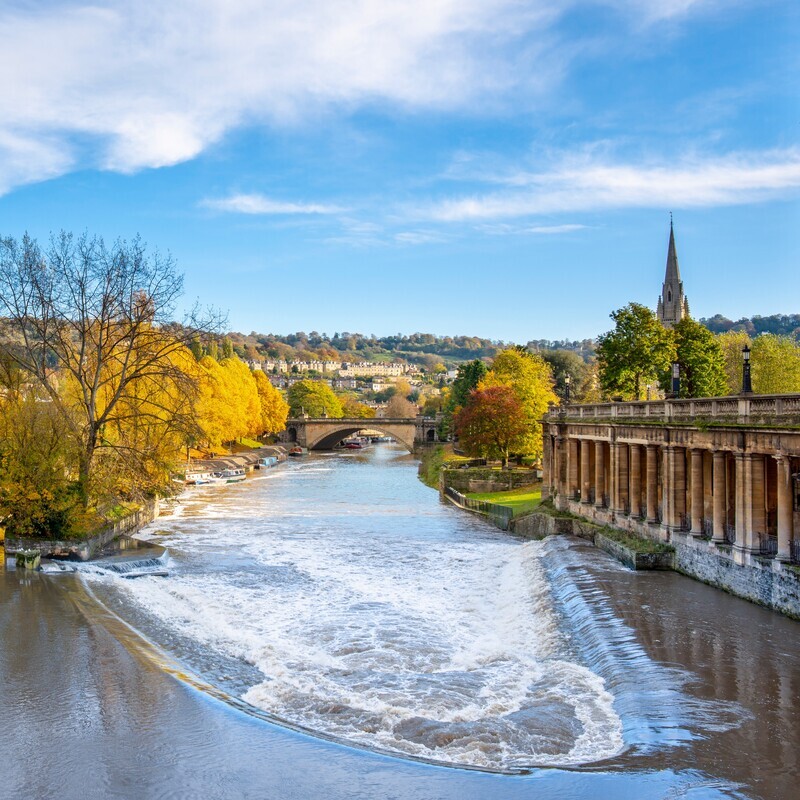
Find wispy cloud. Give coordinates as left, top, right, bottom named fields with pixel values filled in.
left=0, top=0, right=732, bottom=196
left=423, top=148, right=800, bottom=221
left=202, top=193, right=345, bottom=215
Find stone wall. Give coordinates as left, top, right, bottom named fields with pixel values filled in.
left=442, top=468, right=538, bottom=495
left=511, top=506, right=800, bottom=618
left=4, top=498, right=161, bottom=561
left=671, top=539, right=800, bottom=619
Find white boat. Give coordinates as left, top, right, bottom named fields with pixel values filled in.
left=185, top=471, right=216, bottom=485
left=212, top=468, right=246, bottom=483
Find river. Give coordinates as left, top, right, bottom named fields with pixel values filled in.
left=1, top=443, right=798, bottom=799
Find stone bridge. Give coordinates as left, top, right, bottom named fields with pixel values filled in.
left=280, top=417, right=439, bottom=452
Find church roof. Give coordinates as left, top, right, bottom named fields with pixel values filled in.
left=664, top=217, right=681, bottom=286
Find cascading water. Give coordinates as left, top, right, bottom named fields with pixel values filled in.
left=80, top=445, right=741, bottom=772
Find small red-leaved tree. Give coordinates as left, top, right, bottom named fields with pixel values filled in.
left=454, top=385, right=527, bottom=466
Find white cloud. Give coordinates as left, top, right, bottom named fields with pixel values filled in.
left=424, top=149, right=800, bottom=221
left=0, top=0, right=561, bottom=193
left=202, top=193, right=345, bottom=215
left=0, top=1, right=764, bottom=196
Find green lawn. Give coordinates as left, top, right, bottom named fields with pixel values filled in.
left=465, top=485, right=542, bottom=517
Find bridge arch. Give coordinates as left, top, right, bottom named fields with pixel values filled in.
left=305, top=422, right=417, bottom=452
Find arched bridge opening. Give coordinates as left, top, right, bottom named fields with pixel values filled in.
left=307, top=425, right=415, bottom=453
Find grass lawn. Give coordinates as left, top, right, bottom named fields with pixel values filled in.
left=465, top=485, right=542, bottom=517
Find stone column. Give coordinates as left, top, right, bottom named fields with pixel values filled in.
left=568, top=439, right=579, bottom=500
left=646, top=445, right=659, bottom=522
left=662, top=446, right=671, bottom=531
left=690, top=449, right=704, bottom=535
left=615, top=444, right=629, bottom=514
left=629, top=444, right=642, bottom=519
left=734, top=452, right=746, bottom=549
left=610, top=442, right=620, bottom=515
left=703, top=451, right=714, bottom=524
left=712, top=451, right=727, bottom=542
left=595, top=440, right=606, bottom=508
left=775, top=456, right=793, bottom=561
left=748, top=454, right=766, bottom=553
left=542, top=434, right=551, bottom=499
left=581, top=440, right=592, bottom=503
left=669, top=447, right=686, bottom=530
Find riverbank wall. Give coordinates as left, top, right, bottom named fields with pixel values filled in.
left=3, top=498, right=162, bottom=561
left=510, top=509, right=800, bottom=619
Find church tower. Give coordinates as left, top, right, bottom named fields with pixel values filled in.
left=657, top=217, right=690, bottom=328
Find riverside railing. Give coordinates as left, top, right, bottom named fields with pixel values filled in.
left=547, top=393, right=800, bottom=424
left=444, top=486, right=514, bottom=531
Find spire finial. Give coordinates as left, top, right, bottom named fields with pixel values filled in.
left=670, top=211, right=673, bottom=228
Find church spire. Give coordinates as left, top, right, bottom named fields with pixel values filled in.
left=657, top=215, right=689, bottom=329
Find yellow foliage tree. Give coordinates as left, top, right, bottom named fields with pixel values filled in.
left=718, top=332, right=800, bottom=395
left=252, top=370, right=290, bottom=434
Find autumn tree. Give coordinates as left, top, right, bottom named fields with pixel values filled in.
left=667, top=317, right=728, bottom=398
left=0, top=232, right=221, bottom=509
left=340, top=394, right=376, bottom=418
left=252, top=370, right=290, bottom=434
left=384, top=393, right=418, bottom=417
left=454, top=386, right=527, bottom=466
left=287, top=380, right=344, bottom=417
left=596, top=303, right=674, bottom=400
left=480, top=348, right=557, bottom=461
left=0, top=354, right=79, bottom=537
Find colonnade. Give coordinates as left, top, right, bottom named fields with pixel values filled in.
left=543, top=426, right=799, bottom=561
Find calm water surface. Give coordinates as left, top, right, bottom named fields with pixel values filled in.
left=1, top=444, right=798, bottom=799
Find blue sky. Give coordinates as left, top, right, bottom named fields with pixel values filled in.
left=1, top=0, right=797, bottom=343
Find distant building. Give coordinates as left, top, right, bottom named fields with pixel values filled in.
left=339, top=362, right=410, bottom=378
left=656, top=218, right=690, bottom=329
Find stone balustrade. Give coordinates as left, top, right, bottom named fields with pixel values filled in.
left=549, top=393, right=800, bottom=423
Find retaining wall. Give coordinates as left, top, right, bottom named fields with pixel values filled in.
left=441, top=468, right=539, bottom=495
left=4, top=498, right=161, bottom=561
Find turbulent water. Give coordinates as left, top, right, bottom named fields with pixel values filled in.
left=82, top=444, right=742, bottom=773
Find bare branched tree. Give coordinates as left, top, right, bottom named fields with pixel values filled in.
left=0, top=231, right=224, bottom=507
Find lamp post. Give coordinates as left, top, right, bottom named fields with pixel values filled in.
left=564, top=374, right=571, bottom=405
left=741, top=345, right=753, bottom=394
left=671, top=362, right=680, bottom=398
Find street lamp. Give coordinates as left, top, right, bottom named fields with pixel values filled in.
left=671, top=362, right=680, bottom=398
left=741, top=345, right=753, bottom=394
left=564, top=374, right=571, bottom=404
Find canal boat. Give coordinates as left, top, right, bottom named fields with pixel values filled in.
left=256, top=456, right=278, bottom=469
left=185, top=471, right=217, bottom=485
left=212, top=468, right=247, bottom=483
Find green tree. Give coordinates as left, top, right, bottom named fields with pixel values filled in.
left=541, top=349, right=590, bottom=402
left=717, top=330, right=752, bottom=393
left=480, top=348, right=557, bottom=461
left=447, top=360, right=488, bottom=412
left=454, top=385, right=527, bottom=466
left=667, top=317, right=728, bottom=398
left=287, top=380, right=344, bottom=417
left=596, top=303, right=674, bottom=400
left=751, top=334, right=800, bottom=394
